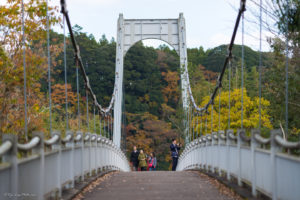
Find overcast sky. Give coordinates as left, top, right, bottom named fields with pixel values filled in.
left=32, top=0, right=275, bottom=51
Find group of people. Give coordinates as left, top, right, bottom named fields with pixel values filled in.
left=130, top=146, right=157, bottom=171
left=130, top=138, right=182, bottom=171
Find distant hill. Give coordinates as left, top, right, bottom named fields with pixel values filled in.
left=201, top=44, right=271, bottom=72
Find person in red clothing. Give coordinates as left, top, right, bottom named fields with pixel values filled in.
left=148, top=152, right=157, bottom=171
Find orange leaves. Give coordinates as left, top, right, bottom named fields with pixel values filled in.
left=51, top=83, right=77, bottom=108
left=0, top=1, right=61, bottom=137
left=161, top=70, right=180, bottom=103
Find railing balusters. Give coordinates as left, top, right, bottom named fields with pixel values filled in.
left=178, top=129, right=300, bottom=199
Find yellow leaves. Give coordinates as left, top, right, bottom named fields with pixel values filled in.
left=193, top=88, right=273, bottom=134
left=33, top=103, right=39, bottom=112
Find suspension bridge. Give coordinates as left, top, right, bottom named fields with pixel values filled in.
left=0, top=0, right=299, bottom=199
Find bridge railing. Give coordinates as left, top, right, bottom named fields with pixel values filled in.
left=177, top=129, right=300, bottom=200
left=0, top=131, right=130, bottom=200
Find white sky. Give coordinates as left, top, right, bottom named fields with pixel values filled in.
left=3, top=0, right=276, bottom=51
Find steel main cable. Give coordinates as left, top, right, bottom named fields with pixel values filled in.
left=187, top=0, right=246, bottom=114
left=60, top=0, right=115, bottom=116
left=61, top=0, right=246, bottom=118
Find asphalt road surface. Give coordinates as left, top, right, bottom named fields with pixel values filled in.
left=78, top=171, right=241, bottom=200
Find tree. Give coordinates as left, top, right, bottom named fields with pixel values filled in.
left=194, top=88, right=272, bottom=135
left=161, top=70, right=180, bottom=105
left=0, top=0, right=61, bottom=137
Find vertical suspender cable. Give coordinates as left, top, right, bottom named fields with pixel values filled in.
left=200, top=113, right=203, bottom=136
left=285, top=1, right=289, bottom=135
left=93, top=104, right=96, bottom=133
left=258, top=0, right=262, bottom=130
left=188, top=104, right=190, bottom=142
left=103, top=115, right=106, bottom=138
left=21, top=0, right=28, bottom=140
left=86, top=90, right=89, bottom=132
left=99, top=111, right=102, bottom=136
left=192, top=110, right=196, bottom=140
left=109, top=114, right=111, bottom=139
left=63, top=15, right=68, bottom=130
left=196, top=113, right=199, bottom=138
left=218, top=88, right=221, bottom=131
left=228, top=60, right=231, bottom=129
left=107, top=114, right=109, bottom=138
left=205, top=114, right=208, bottom=135
left=109, top=112, right=111, bottom=138
left=108, top=114, right=110, bottom=139
left=111, top=111, right=113, bottom=138
left=241, top=12, right=245, bottom=129
left=211, top=105, right=213, bottom=133
left=46, top=0, right=52, bottom=134
left=76, top=61, right=80, bottom=129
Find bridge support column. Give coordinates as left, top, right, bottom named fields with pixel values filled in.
left=113, top=14, right=124, bottom=148
left=178, top=13, right=189, bottom=145
left=113, top=13, right=189, bottom=147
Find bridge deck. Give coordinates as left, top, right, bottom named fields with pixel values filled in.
left=77, top=171, right=241, bottom=200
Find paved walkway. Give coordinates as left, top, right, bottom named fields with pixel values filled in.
left=79, top=171, right=240, bottom=200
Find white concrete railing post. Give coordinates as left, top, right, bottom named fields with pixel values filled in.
left=32, top=132, right=45, bottom=200
left=2, top=134, right=18, bottom=197
left=75, top=131, right=84, bottom=181
left=250, top=129, right=258, bottom=197
left=51, top=131, right=62, bottom=198
left=226, top=130, right=231, bottom=181
left=271, top=129, right=281, bottom=200
left=237, top=129, right=242, bottom=186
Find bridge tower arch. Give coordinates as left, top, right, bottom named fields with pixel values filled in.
left=113, top=13, right=189, bottom=147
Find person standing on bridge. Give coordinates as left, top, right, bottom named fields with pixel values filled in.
left=138, top=149, right=147, bottom=171
left=130, top=146, right=139, bottom=171
left=148, top=152, right=157, bottom=171
left=170, top=139, right=181, bottom=171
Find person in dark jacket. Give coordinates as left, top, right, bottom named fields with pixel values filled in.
left=130, top=146, right=139, bottom=171
left=170, top=139, right=181, bottom=171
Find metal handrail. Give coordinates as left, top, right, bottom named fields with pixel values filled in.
left=97, top=137, right=102, bottom=142
left=17, top=136, right=40, bottom=151
left=91, top=135, right=96, bottom=142
left=254, top=134, right=271, bottom=144
left=0, top=140, right=13, bottom=157
left=74, top=134, right=82, bottom=142
left=219, top=133, right=226, bottom=140
left=275, top=135, right=300, bottom=149
left=228, top=132, right=237, bottom=140
left=213, top=133, right=218, bottom=140
left=240, top=130, right=251, bottom=142
left=44, top=134, right=60, bottom=146
left=84, top=135, right=90, bottom=141
left=62, top=134, right=72, bottom=143
left=206, top=135, right=212, bottom=141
